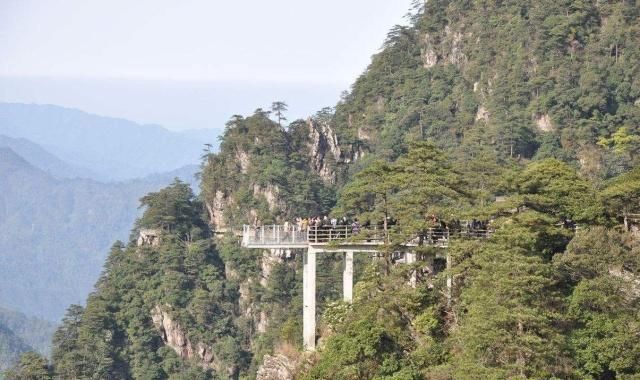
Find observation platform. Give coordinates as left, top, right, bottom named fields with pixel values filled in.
left=241, top=223, right=491, bottom=351
left=242, top=224, right=490, bottom=250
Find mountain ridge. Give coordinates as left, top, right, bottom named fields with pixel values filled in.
left=0, top=135, right=96, bottom=179
left=0, top=102, right=218, bottom=181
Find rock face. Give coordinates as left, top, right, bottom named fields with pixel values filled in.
left=577, top=146, right=602, bottom=179
left=609, top=268, right=640, bottom=297
left=235, top=148, right=250, bottom=174
left=205, top=190, right=228, bottom=229
left=306, top=118, right=342, bottom=184
left=535, top=113, right=554, bottom=132
left=151, top=305, right=233, bottom=376
left=444, top=25, right=467, bottom=67
left=253, top=184, right=283, bottom=211
left=137, top=228, right=160, bottom=247
left=421, top=33, right=439, bottom=68
left=475, top=106, right=491, bottom=122
left=421, top=26, right=468, bottom=69
left=256, top=354, right=295, bottom=380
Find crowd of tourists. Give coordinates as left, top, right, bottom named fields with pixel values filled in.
left=280, top=216, right=363, bottom=235
left=271, top=215, right=492, bottom=237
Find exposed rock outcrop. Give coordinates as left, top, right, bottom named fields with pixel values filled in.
left=256, top=354, right=296, bottom=380
left=444, top=25, right=467, bottom=67
left=608, top=268, right=640, bottom=298
left=253, top=184, right=283, bottom=211
left=421, top=33, right=439, bottom=68
left=358, top=126, right=372, bottom=141
left=475, top=106, right=490, bottom=122
left=260, top=249, right=294, bottom=287
left=577, top=146, right=603, bottom=180
left=535, top=113, right=554, bottom=132
left=206, top=190, right=228, bottom=230
left=236, top=148, right=250, bottom=174
left=137, top=228, right=160, bottom=247
left=306, top=118, right=342, bottom=184
left=151, top=305, right=235, bottom=376
left=421, top=26, right=468, bottom=69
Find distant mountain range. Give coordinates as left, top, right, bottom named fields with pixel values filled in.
left=0, top=103, right=213, bottom=371
left=0, top=307, right=56, bottom=373
left=0, top=103, right=217, bottom=181
left=0, top=135, right=97, bottom=179
left=0, top=146, right=201, bottom=321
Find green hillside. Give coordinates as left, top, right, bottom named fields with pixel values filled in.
left=8, top=0, right=640, bottom=379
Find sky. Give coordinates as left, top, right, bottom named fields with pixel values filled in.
left=0, top=0, right=414, bottom=130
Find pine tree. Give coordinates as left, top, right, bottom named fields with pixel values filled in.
left=4, top=352, right=53, bottom=380
left=448, top=212, right=573, bottom=378
left=271, top=101, right=288, bottom=127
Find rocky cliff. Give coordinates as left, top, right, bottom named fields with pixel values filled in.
left=151, top=305, right=235, bottom=376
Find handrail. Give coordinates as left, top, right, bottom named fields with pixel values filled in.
left=307, top=225, right=384, bottom=244
left=242, top=224, right=493, bottom=247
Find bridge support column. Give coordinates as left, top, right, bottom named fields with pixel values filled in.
left=406, top=252, right=417, bottom=287
left=303, top=247, right=317, bottom=351
left=343, top=251, right=354, bottom=303
left=446, top=251, right=452, bottom=306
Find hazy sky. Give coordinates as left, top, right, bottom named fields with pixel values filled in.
left=0, top=0, right=414, bottom=130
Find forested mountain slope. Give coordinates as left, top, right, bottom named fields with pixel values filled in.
left=9, top=0, right=640, bottom=379
left=331, top=0, right=639, bottom=181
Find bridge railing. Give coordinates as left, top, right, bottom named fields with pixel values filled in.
left=627, top=213, right=640, bottom=221
left=307, top=225, right=384, bottom=244
left=242, top=224, right=494, bottom=247
left=242, top=225, right=308, bottom=246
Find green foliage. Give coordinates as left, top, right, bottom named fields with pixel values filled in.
left=330, top=0, right=640, bottom=179
left=47, top=182, right=242, bottom=379
left=336, top=142, right=470, bottom=245
left=601, top=165, right=640, bottom=218
left=200, top=111, right=336, bottom=228
left=138, top=179, right=202, bottom=234
left=0, top=326, right=31, bottom=376
left=3, top=352, right=52, bottom=380
left=516, top=159, right=604, bottom=222
left=556, top=227, right=640, bottom=378
left=448, top=212, right=573, bottom=379
left=303, top=267, right=435, bottom=380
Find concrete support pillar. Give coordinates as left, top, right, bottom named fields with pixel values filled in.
left=303, top=247, right=317, bottom=351
left=406, top=252, right=417, bottom=287
left=343, top=251, right=354, bottom=303
left=446, top=251, right=452, bottom=306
